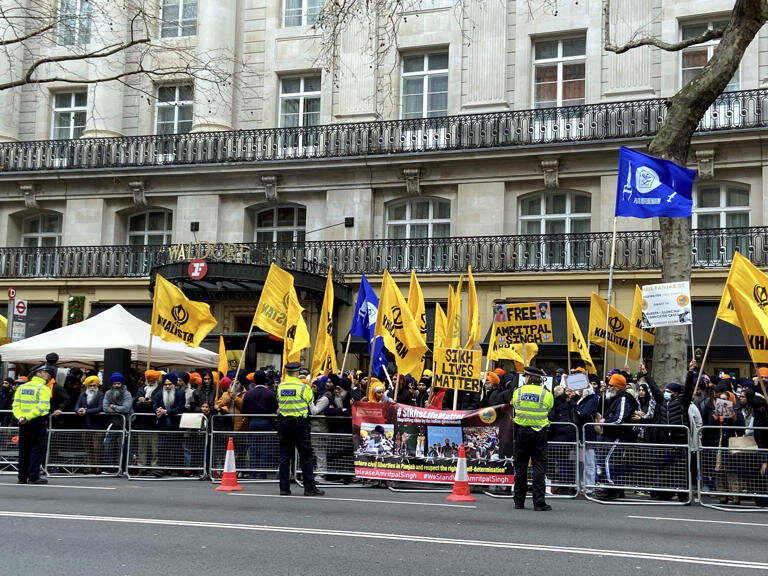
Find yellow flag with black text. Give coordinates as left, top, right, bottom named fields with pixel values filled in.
left=407, top=269, right=426, bottom=380
left=465, top=266, right=480, bottom=350
left=566, top=298, right=597, bottom=375
left=151, top=274, right=217, bottom=347
left=717, top=251, right=768, bottom=327
left=434, top=303, right=447, bottom=352
left=728, top=281, right=768, bottom=364
left=446, top=277, right=463, bottom=348
left=284, top=286, right=310, bottom=367
left=374, top=270, right=428, bottom=377
left=253, top=263, right=294, bottom=338
left=488, top=322, right=538, bottom=368
left=588, top=292, right=639, bottom=360
left=629, top=285, right=656, bottom=345
left=311, top=267, right=337, bottom=376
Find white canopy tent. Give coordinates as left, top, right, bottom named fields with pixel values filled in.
left=0, top=304, right=218, bottom=367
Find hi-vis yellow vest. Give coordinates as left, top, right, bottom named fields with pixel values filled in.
left=512, top=383, right=553, bottom=431
left=12, top=376, right=52, bottom=421
left=277, top=376, right=312, bottom=417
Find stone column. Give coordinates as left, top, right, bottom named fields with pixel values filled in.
left=190, top=0, right=236, bottom=132
left=81, top=0, right=126, bottom=138
left=0, top=0, right=25, bottom=141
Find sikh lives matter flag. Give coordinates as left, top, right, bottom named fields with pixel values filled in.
left=566, top=298, right=597, bottom=374
left=252, top=263, right=294, bottom=338
left=151, top=274, right=217, bottom=347
left=588, top=292, right=639, bottom=360
left=374, top=270, right=428, bottom=377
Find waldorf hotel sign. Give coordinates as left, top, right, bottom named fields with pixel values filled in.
left=165, top=242, right=253, bottom=263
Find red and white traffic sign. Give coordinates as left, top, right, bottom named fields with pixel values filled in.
left=188, top=259, right=208, bottom=280
left=14, top=299, right=27, bottom=318
left=7, top=287, right=15, bottom=299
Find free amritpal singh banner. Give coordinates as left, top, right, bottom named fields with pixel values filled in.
left=487, top=322, right=538, bottom=370
left=566, top=298, right=597, bottom=375
left=151, top=274, right=217, bottom=347
left=588, top=292, right=640, bottom=361
left=252, top=263, right=294, bottom=338
left=311, top=267, right=338, bottom=376
left=374, top=270, right=428, bottom=377
left=716, top=251, right=768, bottom=328
left=407, top=269, right=427, bottom=380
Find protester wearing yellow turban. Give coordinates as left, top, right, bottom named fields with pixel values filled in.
left=368, top=379, right=386, bottom=402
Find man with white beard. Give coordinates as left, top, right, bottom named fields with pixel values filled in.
left=153, top=373, right=186, bottom=474
left=75, top=376, right=105, bottom=474
left=102, top=373, right=134, bottom=474
left=133, top=370, right=162, bottom=476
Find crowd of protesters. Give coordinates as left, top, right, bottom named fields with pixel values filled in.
left=2, top=356, right=767, bottom=506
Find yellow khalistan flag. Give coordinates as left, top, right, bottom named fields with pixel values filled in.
left=0, top=313, right=6, bottom=336
left=217, top=335, right=228, bottom=376
left=311, top=267, right=338, bottom=376
left=252, top=263, right=294, bottom=338
left=566, top=298, right=597, bottom=375
left=284, top=286, right=311, bottom=367
left=629, top=285, right=656, bottom=345
left=434, top=303, right=447, bottom=351
left=407, top=269, right=426, bottom=380
left=588, top=292, right=639, bottom=360
left=465, top=266, right=480, bottom=349
left=716, top=251, right=768, bottom=327
left=151, top=274, right=217, bottom=347
left=445, top=277, right=463, bottom=348
left=374, top=269, right=428, bottom=377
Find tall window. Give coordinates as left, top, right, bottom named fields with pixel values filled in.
left=283, top=0, right=322, bottom=27
left=681, top=21, right=738, bottom=91
left=533, top=37, right=586, bottom=108
left=128, top=211, right=173, bottom=246
left=693, top=183, right=749, bottom=263
left=51, top=92, right=87, bottom=139
left=279, top=76, right=320, bottom=151
left=401, top=52, right=449, bottom=119
left=519, top=191, right=591, bottom=267
left=22, top=214, right=62, bottom=247
left=255, top=206, right=306, bottom=243
left=155, top=85, right=194, bottom=135
left=57, top=0, right=92, bottom=45
left=386, top=198, right=451, bottom=271
left=160, top=0, right=197, bottom=38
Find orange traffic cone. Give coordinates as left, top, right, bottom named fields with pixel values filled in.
left=215, top=436, right=243, bottom=492
left=446, top=443, right=475, bottom=502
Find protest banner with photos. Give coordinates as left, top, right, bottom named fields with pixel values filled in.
left=641, top=281, right=693, bottom=327
left=433, top=347, right=482, bottom=392
left=352, top=402, right=515, bottom=485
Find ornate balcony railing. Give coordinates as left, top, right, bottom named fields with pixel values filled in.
left=0, top=90, right=763, bottom=172
left=0, top=227, right=765, bottom=280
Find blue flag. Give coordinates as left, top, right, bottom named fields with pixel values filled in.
left=350, top=274, right=388, bottom=378
left=615, top=146, right=695, bottom=218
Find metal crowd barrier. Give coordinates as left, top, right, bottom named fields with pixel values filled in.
left=296, top=416, right=356, bottom=487
left=583, top=423, right=692, bottom=505
left=697, top=425, right=768, bottom=512
left=125, top=413, right=208, bottom=480
left=209, top=413, right=280, bottom=483
left=485, top=421, right=580, bottom=499
left=46, top=412, right=127, bottom=476
left=0, top=410, right=18, bottom=475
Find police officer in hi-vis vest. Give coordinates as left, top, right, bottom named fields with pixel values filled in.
left=276, top=361, right=324, bottom=497
left=13, top=363, right=57, bottom=484
left=512, top=366, right=554, bottom=511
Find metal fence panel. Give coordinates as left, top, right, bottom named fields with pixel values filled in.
left=697, top=426, right=768, bottom=512
left=209, top=414, right=279, bottom=483
left=583, top=423, right=692, bottom=505
left=0, top=410, right=18, bottom=475
left=46, top=413, right=126, bottom=476
left=125, top=414, right=208, bottom=479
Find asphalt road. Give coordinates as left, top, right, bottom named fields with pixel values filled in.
left=0, top=476, right=766, bottom=576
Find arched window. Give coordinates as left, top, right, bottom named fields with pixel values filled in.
left=518, top=191, right=591, bottom=268
left=386, top=197, right=450, bottom=240
left=693, top=182, right=749, bottom=263
left=127, top=210, right=173, bottom=245
left=255, top=205, right=306, bottom=243
left=22, top=213, right=61, bottom=247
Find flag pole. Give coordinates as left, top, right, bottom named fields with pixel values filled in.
left=693, top=317, right=717, bottom=397
left=234, top=316, right=256, bottom=387
left=382, top=364, right=395, bottom=398
left=603, top=216, right=618, bottom=384
left=146, top=277, right=158, bottom=371
left=339, top=333, right=352, bottom=375
left=639, top=331, right=644, bottom=370
left=689, top=322, right=696, bottom=365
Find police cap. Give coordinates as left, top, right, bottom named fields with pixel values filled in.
left=32, top=364, right=58, bottom=378
left=524, top=366, right=546, bottom=378
left=284, top=361, right=302, bottom=372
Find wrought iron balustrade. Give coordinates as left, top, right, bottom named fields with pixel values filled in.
left=0, top=227, right=765, bottom=280
left=0, top=90, right=763, bottom=172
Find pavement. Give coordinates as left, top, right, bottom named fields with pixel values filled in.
left=0, top=476, right=766, bottom=575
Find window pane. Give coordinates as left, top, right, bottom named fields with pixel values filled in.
left=280, top=98, right=299, bottom=127
left=256, top=231, right=273, bottom=243
left=303, top=97, right=320, bottom=126
left=697, top=213, right=719, bottom=229
left=682, top=48, right=707, bottom=70
left=23, top=217, right=39, bottom=234
left=521, top=196, right=541, bottom=216
left=304, top=76, right=321, bottom=92
left=22, top=237, right=37, bottom=248
left=74, top=92, right=87, bottom=107
left=562, top=37, right=586, bottom=57
left=389, top=224, right=407, bottom=239
left=148, top=211, right=167, bottom=231
left=147, top=234, right=164, bottom=246
left=571, top=218, right=591, bottom=234
left=433, top=223, right=450, bottom=237
left=427, top=75, right=448, bottom=116
left=54, top=93, right=70, bottom=108
left=178, top=85, right=194, bottom=101
left=698, top=187, right=721, bottom=208
left=129, top=214, right=146, bottom=231
left=682, top=23, right=708, bottom=40
left=403, top=55, right=424, bottom=73
left=411, top=224, right=428, bottom=238
left=545, top=193, right=566, bottom=215
left=573, top=194, right=591, bottom=214
left=277, top=206, right=295, bottom=226
left=128, top=235, right=144, bottom=246
left=158, top=86, right=175, bottom=102
left=436, top=200, right=450, bottom=219
left=726, top=187, right=749, bottom=207
left=726, top=212, right=749, bottom=228
left=427, top=52, right=449, bottom=71
left=388, top=203, right=407, bottom=221
left=41, top=236, right=58, bottom=247
left=545, top=220, right=566, bottom=234
left=277, top=230, right=294, bottom=243
left=42, top=214, right=59, bottom=233
left=283, top=0, right=302, bottom=26
left=412, top=200, right=429, bottom=220
left=521, top=220, right=541, bottom=235
left=534, top=40, right=558, bottom=60
left=281, top=78, right=301, bottom=94
left=297, top=207, right=306, bottom=226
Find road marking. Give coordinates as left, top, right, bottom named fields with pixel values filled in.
left=232, top=493, right=476, bottom=509
left=0, top=511, right=767, bottom=570
left=629, top=515, right=768, bottom=528
left=0, top=483, right=116, bottom=491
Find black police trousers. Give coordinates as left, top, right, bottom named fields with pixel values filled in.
left=513, top=425, right=548, bottom=506
left=18, top=417, right=48, bottom=483
left=277, top=417, right=317, bottom=492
